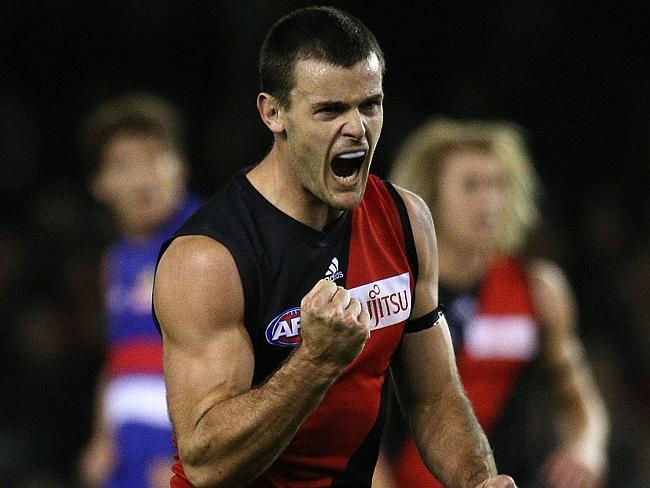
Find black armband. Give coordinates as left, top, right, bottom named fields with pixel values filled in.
left=404, top=304, right=446, bottom=333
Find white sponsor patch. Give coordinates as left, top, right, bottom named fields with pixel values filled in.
left=464, top=315, right=539, bottom=360
left=349, top=272, right=411, bottom=331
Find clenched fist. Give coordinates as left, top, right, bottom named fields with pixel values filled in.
left=299, top=279, right=371, bottom=368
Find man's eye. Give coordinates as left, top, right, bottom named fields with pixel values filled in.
left=360, top=101, right=381, bottom=113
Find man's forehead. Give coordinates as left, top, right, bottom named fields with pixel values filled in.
left=292, top=54, right=383, bottom=101
left=295, top=52, right=382, bottom=76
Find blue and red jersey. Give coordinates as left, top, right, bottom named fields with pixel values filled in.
left=102, top=195, right=200, bottom=488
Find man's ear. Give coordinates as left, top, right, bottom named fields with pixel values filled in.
left=257, top=92, right=285, bottom=134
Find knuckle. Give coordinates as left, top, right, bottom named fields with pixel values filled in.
left=359, top=308, right=371, bottom=324
left=301, top=297, right=315, bottom=314
left=332, top=308, right=347, bottom=324
left=336, top=286, right=350, bottom=300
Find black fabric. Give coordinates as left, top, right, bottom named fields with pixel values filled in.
left=439, top=281, right=480, bottom=349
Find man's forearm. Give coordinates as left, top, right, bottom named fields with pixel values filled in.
left=177, top=346, right=342, bottom=487
left=546, top=343, right=609, bottom=476
left=409, top=383, right=496, bottom=488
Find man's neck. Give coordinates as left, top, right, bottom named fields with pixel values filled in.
left=247, top=152, right=342, bottom=231
left=438, top=241, right=496, bottom=290
left=119, top=223, right=156, bottom=243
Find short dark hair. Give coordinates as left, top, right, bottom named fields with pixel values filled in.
left=79, top=92, right=185, bottom=177
left=259, top=6, right=385, bottom=108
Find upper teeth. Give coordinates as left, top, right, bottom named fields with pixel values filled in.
left=337, top=151, right=366, bottom=159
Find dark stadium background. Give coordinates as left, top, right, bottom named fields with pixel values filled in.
left=1, top=1, right=648, bottom=486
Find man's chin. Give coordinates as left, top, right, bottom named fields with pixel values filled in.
left=334, top=178, right=370, bottom=208
left=330, top=189, right=366, bottom=211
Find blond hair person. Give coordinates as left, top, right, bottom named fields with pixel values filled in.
left=375, top=118, right=609, bottom=488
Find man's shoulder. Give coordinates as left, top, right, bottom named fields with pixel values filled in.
left=153, top=234, right=245, bottom=340
left=162, top=235, right=235, bottom=273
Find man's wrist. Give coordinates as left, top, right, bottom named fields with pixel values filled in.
left=293, top=343, right=345, bottom=382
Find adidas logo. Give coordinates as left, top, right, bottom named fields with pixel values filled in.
left=324, top=257, right=344, bottom=282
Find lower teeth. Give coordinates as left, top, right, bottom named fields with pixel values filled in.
left=335, top=168, right=358, bottom=181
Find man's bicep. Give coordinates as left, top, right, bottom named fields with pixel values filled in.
left=153, top=236, right=254, bottom=437
left=163, top=321, right=254, bottom=441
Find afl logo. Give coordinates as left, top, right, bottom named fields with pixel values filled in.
left=265, top=307, right=302, bottom=347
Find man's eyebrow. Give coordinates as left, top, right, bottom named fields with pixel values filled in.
left=311, top=100, right=347, bottom=110
left=312, top=93, right=383, bottom=110
left=363, top=93, right=384, bottom=103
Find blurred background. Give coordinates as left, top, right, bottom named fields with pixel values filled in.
left=0, top=1, right=648, bottom=486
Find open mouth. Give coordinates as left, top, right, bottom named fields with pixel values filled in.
left=331, top=150, right=366, bottom=181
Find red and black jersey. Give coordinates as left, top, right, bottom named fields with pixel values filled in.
left=155, top=168, right=424, bottom=487
left=454, top=256, right=541, bottom=434
left=388, top=255, right=541, bottom=487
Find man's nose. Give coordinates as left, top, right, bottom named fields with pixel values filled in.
left=342, top=109, right=366, bottom=140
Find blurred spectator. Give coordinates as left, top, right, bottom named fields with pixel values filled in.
left=75, top=92, right=200, bottom=488
left=375, top=117, right=609, bottom=488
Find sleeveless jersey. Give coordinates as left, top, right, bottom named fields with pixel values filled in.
left=157, top=169, right=423, bottom=488
left=103, top=195, right=200, bottom=488
left=389, top=255, right=540, bottom=488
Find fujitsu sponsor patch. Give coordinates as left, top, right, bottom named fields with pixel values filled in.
left=264, top=273, right=412, bottom=347
left=349, top=272, right=411, bottom=330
